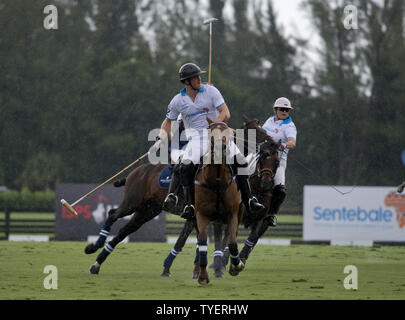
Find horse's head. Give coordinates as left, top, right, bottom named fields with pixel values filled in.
left=207, top=117, right=234, bottom=165
left=241, top=115, right=280, bottom=191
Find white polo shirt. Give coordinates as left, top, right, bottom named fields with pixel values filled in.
left=166, top=84, right=223, bottom=139
left=262, top=116, right=297, bottom=160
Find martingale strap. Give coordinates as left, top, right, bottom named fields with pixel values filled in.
left=194, top=165, right=235, bottom=191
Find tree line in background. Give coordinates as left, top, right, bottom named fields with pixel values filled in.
left=0, top=0, right=404, bottom=206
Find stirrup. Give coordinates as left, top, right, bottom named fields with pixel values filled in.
left=164, top=193, right=178, bottom=206
left=248, top=197, right=264, bottom=211
left=181, top=205, right=195, bottom=220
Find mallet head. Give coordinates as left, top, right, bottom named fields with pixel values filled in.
left=203, top=17, right=218, bottom=25
left=61, top=199, right=78, bottom=216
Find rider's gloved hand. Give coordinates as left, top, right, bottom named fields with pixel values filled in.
left=149, top=136, right=162, bottom=154
left=280, top=142, right=287, bottom=150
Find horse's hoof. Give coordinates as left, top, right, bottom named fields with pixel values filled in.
left=192, top=264, right=200, bottom=279
left=229, top=261, right=245, bottom=276
left=161, top=268, right=171, bottom=277
left=84, top=243, right=99, bottom=255
left=241, top=257, right=247, bottom=265
left=198, top=277, right=210, bottom=285
left=214, top=270, right=224, bottom=278
left=89, top=263, right=100, bottom=274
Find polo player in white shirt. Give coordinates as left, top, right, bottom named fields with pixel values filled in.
left=151, top=63, right=264, bottom=220
left=262, top=97, right=297, bottom=226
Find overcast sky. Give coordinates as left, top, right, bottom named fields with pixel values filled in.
left=271, top=0, right=318, bottom=44
left=270, top=0, right=321, bottom=83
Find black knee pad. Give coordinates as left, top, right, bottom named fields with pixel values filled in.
left=273, top=184, right=286, bottom=200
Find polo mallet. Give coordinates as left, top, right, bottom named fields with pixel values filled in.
left=61, top=152, right=149, bottom=215
left=203, top=17, right=219, bottom=85
left=398, top=181, right=405, bottom=193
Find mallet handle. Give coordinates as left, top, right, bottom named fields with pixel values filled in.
left=71, top=152, right=149, bottom=206
left=208, top=30, right=212, bottom=85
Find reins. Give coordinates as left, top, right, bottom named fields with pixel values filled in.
left=194, top=121, right=236, bottom=195
left=278, top=149, right=356, bottom=196
left=241, top=120, right=356, bottom=196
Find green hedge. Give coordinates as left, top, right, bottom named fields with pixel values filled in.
left=0, top=188, right=55, bottom=211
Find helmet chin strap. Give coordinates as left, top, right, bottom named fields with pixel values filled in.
left=186, top=79, right=199, bottom=92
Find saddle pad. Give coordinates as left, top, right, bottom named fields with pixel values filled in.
left=158, top=165, right=173, bottom=189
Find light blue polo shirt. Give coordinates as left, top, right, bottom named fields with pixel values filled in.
left=166, top=84, right=224, bottom=139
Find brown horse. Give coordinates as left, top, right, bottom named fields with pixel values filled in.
left=160, top=115, right=280, bottom=277
left=237, top=115, right=282, bottom=263
left=84, top=160, right=186, bottom=274
left=194, top=119, right=245, bottom=285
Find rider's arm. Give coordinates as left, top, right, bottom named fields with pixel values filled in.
left=215, top=104, right=230, bottom=123
left=158, top=118, right=172, bottom=140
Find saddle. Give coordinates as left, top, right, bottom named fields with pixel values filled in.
left=157, top=138, right=189, bottom=189
left=157, top=165, right=173, bottom=189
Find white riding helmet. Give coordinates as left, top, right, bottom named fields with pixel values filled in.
left=273, top=97, right=293, bottom=110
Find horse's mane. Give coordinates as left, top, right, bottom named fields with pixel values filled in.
left=242, top=117, right=277, bottom=146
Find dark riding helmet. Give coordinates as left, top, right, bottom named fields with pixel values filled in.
left=179, top=63, right=206, bottom=82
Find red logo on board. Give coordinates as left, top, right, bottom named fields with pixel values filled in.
left=384, top=191, right=405, bottom=228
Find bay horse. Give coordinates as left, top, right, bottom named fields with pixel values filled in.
left=238, top=115, right=281, bottom=263
left=194, top=119, right=244, bottom=285
left=160, top=115, right=280, bottom=276
left=84, top=160, right=186, bottom=274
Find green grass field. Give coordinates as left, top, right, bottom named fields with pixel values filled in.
left=0, top=241, right=405, bottom=300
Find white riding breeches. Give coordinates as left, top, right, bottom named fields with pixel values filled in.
left=179, top=130, right=243, bottom=165
left=273, top=158, right=287, bottom=187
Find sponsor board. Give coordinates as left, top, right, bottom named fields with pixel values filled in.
left=55, top=184, right=165, bottom=241
left=303, top=186, right=405, bottom=241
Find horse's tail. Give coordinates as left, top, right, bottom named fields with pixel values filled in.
left=113, top=178, right=126, bottom=188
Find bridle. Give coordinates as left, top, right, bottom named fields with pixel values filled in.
left=194, top=121, right=236, bottom=211
left=240, top=119, right=280, bottom=191
left=195, top=121, right=235, bottom=192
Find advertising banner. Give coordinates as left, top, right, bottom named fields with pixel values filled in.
left=303, top=186, right=405, bottom=241
left=55, top=184, right=166, bottom=242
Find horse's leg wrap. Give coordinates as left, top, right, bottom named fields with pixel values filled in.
left=240, top=238, right=257, bottom=261
left=163, top=247, right=181, bottom=268
left=96, top=240, right=116, bottom=265
left=197, top=242, right=208, bottom=267
left=228, top=243, right=240, bottom=266
left=221, top=246, right=229, bottom=267
left=164, top=219, right=195, bottom=269
left=194, top=245, right=200, bottom=265
left=94, top=224, right=111, bottom=249
left=213, top=250, right=224, bottom=271
left=212, top=222, right=224, bottom=270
